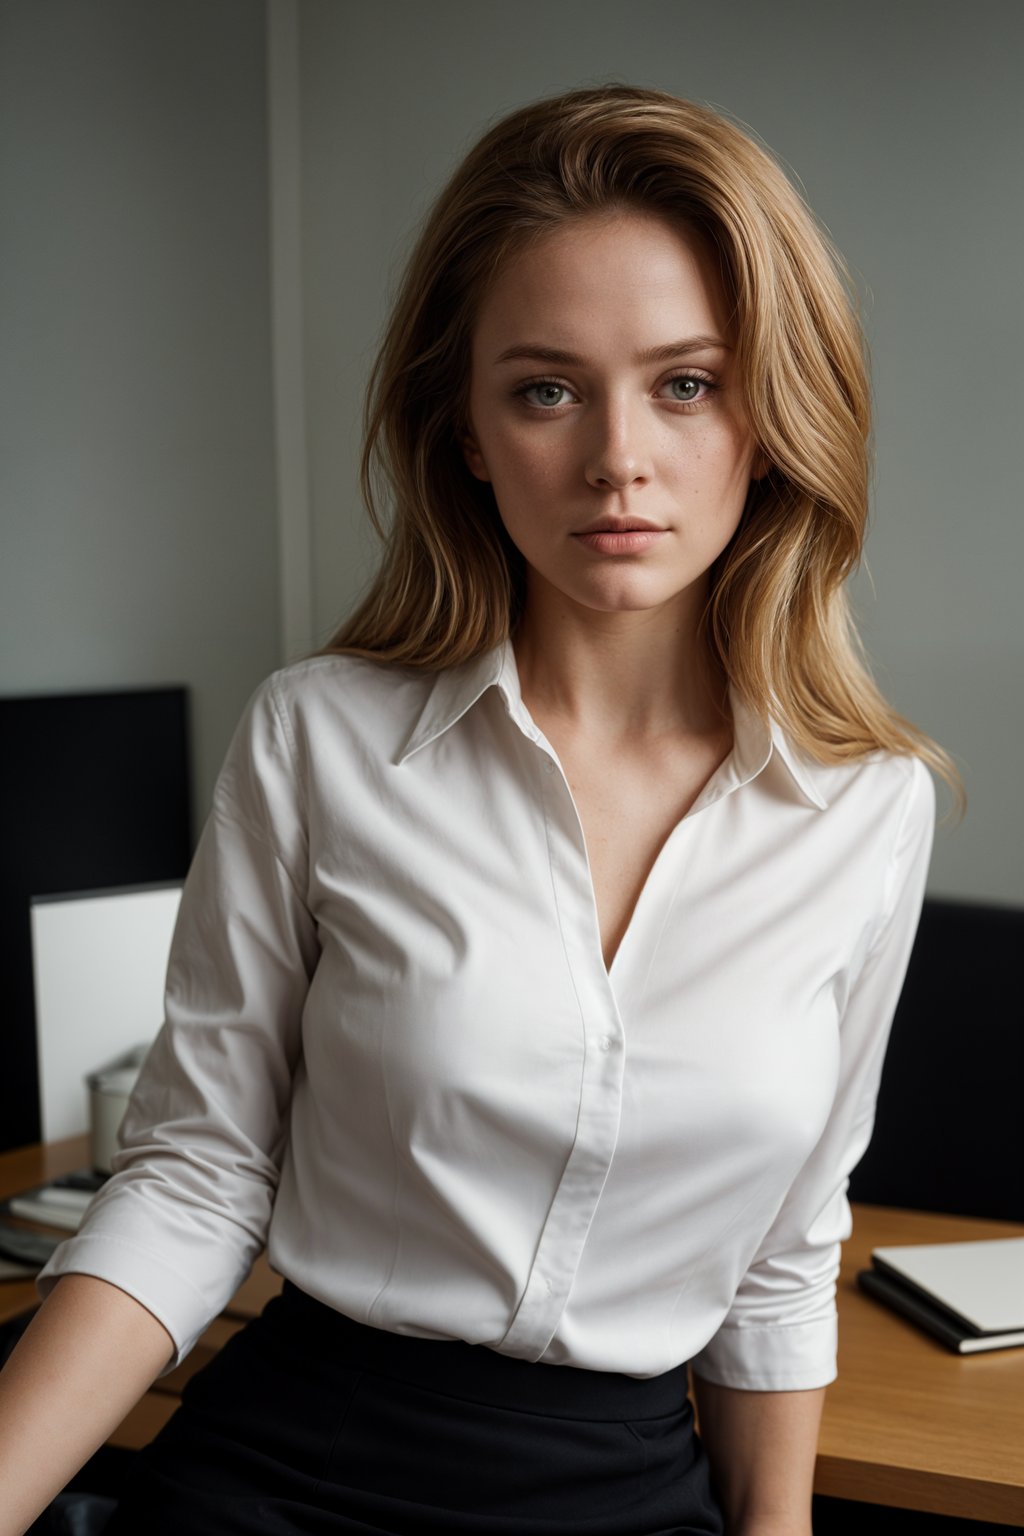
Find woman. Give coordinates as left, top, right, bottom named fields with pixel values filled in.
left=2, top=86, right=956, bottom=1536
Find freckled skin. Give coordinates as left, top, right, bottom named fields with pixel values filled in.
left=462, top=213, right=763, bottom=625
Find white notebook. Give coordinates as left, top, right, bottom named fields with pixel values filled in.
left=872, top=1237, right=1024, bottom=1335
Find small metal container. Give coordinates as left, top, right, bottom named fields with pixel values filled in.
left=86, top=1043, right=150, bottom=1173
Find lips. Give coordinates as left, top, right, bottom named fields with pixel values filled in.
left=573, top=517, right=664, bottom=535
left=572, top=521, right=667, bottom=555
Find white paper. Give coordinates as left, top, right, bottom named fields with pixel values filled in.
left=30, top=883, right=182, bottom=1140
left=873, top=1238, right=1024, bottom=1334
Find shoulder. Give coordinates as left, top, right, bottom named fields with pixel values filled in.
left=811, top=750, right=936, bottom=922
left=262, top=651, right=424, bottom=712
left=811, top=749, right=934, bottom=826
left=216, top=655, right=434, bottom=816
left=244, top=653, right=436, bottom=764
left=774, top=731, right=935, bottom=894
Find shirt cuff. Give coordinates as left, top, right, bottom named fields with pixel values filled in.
left=690, top=1312, right=838, bottom=1391
left=36, top=1231, right=220, bottom=1372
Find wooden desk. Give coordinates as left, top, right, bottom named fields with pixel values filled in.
left=3, top=1139, right=1023, bottom=1522
left=818, top=1203, right=1024, bottom=1526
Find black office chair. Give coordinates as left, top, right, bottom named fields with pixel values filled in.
left=849, top=896, right=1024, bottom=1222
left=817, top=897, right=1024, bottom=1536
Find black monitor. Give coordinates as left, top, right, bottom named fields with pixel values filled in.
left=0, top=687, right=191, bottom=1151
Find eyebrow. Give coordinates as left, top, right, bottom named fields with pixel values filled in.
left=492, top=337, right=732, bottom=366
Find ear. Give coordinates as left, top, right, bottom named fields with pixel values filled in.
left=460, top=427, right=491, bottom=483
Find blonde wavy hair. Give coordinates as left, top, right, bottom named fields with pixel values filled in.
left=325, top=84, right=959, bottom=798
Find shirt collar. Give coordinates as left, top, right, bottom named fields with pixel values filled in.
left=725, top=690, right=829, bottom=811
left=396, top=640, right=828, bottom=810
left=396, top=644, right=525, bottom=762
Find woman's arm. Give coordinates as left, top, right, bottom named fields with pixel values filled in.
left=687, top=762, right=933, bottom=1532
left=691, top=1375, right=824, bottom=1536
left=0, top=1273, right=175, bottom=1536
left=36, top=676, right=319, bottom=1367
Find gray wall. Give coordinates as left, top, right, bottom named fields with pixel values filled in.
left=3, top=1, right=1020, bottom=901
left=0, top=0, right=280, bottom=819
left=296, top=0, right=1024, bottom=904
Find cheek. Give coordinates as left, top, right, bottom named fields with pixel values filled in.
left=680, top=424, right=758, bottom=502
left=487, top=430, right=570, bottom=503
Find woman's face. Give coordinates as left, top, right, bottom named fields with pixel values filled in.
left=463, top=212, right=762, bottom=624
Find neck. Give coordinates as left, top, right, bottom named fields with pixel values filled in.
left=513, top=580, right=728, bottom=743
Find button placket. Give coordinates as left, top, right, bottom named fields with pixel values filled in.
left=500, top=746, right=626, bottom=1360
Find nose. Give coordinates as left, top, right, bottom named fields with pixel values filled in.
left=584, top=397, right=653, bottom=490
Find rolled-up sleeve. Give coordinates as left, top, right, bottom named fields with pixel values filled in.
left=36, top=676, right=319, bottom=1367
left=690, top=757, right=936, bottom=1391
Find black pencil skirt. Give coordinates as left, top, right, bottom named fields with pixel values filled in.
left=106, top=1282, right=724, bottom=1535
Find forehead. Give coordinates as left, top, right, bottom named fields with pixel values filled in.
left=471, top=212, right=733, bottom=356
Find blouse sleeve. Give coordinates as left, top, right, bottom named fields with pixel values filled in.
left=36, top=676, right=320, bottom=1367
left=690, top=756, right=936, bottom=1391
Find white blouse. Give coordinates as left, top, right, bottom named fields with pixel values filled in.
left=39, top=642, right=934, bottom=1389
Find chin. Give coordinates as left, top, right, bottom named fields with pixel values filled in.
left=572, top=572, right=701, bottom=614
left=524, top=560, right=709, bottom=619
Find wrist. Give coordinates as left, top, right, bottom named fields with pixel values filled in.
left=734, top=1523, right=813, bottom=1536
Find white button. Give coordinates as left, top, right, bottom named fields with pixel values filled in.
left=542, top=759, right=555, bottom=775
left=598, top=1035, right=613, bottom=1053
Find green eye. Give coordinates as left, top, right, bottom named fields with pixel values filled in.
left=670, top=377, right=702, bottom=402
